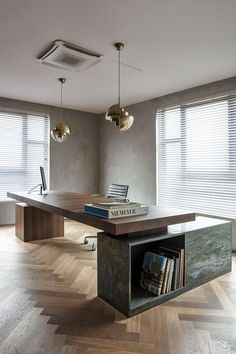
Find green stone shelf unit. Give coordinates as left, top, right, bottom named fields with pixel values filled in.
left=97, top=216, right=232, bottom=317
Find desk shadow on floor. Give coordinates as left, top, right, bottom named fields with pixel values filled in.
left=45, top=297, right=137, bottom=340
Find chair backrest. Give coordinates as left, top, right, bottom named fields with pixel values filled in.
left=106, top=184, right=129, bottom=199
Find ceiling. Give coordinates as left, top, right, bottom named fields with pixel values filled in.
left=0, top=0, right=236, bottom=113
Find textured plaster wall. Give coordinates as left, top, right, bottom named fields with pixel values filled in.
left=99, top=76, right=236, bottom=249
left=49, top=106, right=99, bottom=193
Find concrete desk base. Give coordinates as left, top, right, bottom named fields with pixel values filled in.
left=97, top=216, right=232, bottom=317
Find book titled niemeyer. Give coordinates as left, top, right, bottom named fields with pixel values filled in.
left=84, top=204, right=149, bottom=219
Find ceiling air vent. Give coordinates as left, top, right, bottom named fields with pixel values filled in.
left=37, top=40, right=102, bottom=71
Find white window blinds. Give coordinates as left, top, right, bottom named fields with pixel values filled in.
left=156, top=95, right=236, bottom=219
left=0, top=110, right=49, bottom=199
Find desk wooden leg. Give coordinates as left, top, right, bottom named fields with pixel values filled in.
left=15, top=203, right=64, bottom=242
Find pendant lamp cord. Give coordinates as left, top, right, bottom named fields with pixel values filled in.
left=118, top=48, right=120, bottom=110
left=60, top=80, right=63, bottom=121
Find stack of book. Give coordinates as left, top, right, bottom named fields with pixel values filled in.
left=140, top=245, right=185, bottom=296
left=84, top=201, right=149, bottom=219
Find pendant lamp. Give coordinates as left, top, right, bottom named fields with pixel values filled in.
left=51, top=78, right=71, bottom=142
left=105, top=43, right=134, bottom=131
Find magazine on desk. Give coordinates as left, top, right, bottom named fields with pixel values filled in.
left=84, top=201, right=149, bottom=219
left=92, top=201, right=141, bottom=209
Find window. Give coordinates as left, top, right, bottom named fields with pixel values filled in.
left=0, top=110, right=49, bottom=199
left=156, top=95, right=236, bottom=218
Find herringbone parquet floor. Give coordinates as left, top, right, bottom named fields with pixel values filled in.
left=0, top=220, right=235, bottom=354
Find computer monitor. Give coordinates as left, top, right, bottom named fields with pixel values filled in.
left=28, top=166, right=48, bottom=195
left=40, top=166, right=47, bottom=191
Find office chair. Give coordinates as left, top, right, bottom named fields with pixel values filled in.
left=84, top=183, right=129, bottom=251
left=106, top=184, right=129, bottom=199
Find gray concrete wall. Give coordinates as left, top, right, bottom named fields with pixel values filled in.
left=99, top=76, right=236, bottom=249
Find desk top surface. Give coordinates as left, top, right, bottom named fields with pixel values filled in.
left=7, top=191, right=196, bottom=235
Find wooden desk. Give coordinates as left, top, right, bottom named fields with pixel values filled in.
left=7, top=191, right=231, bottom=317
left=7, top=191, right=196, bottom=238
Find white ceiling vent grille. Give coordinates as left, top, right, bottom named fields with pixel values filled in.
left=37, top=40, right=102, bottom=71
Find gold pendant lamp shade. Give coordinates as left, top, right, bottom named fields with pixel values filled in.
left=105, top=43, right=134, bottom=132
left=51, top=78, right=71, bottom=143
left=51, top=121, right=71, bottom=143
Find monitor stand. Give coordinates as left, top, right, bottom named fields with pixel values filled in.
left=28, top=184, right=48, bottom=195
left=39, top=185, right=43, bottom=195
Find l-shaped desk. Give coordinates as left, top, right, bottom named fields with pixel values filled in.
left=7, top=191, right=232, bottom=317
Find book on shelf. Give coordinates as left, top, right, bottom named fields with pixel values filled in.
left=161, top=245, right=185, bottom=288
left=140, top=245, right=185, bottom=296
left=84, top=203, right=149, bottom=219
left=159, top=246, right=182, bottom=290
left=140, top=251, right=167, bottom=296
left=161, top=258, right=170, bottom=294
left=140, top=272, right=164, bottom=296
left=167, top=259, right=175, bottom=293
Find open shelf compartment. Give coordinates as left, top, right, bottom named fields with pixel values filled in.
left=130, top=234, right=185, bottom=314
left=97, top=218, right=231, bottom=317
